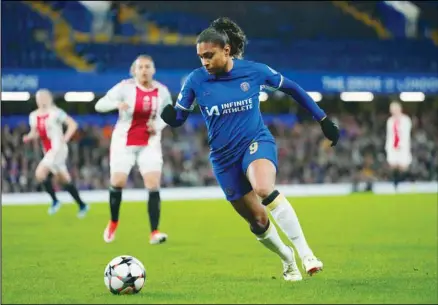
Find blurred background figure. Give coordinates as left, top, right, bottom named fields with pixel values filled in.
left=1, top=1, right=437, bottom=194
left=22, top=89, right=89, bottom=218
left=385, top=101, right=413, bottom=191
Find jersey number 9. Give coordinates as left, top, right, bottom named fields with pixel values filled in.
left=249, top=142, right=258, bottom=155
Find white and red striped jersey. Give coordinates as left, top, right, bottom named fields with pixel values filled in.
left=95, top=79, right=172, bottom=147
left=385, top=114, right=412, bottom=151
left=29, top=107, right=68, bottom=153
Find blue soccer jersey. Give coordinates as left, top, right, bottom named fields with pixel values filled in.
left=175, top=59, right=283, bottom=171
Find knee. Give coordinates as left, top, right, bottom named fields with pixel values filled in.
left=252, top=183, right=274, bottom=199
left=249, top=210, right=270, bottom=233
left=35, top=169, right=47, bottom=183
left=145, top=180, right=160, bottom=191
left=57, top=173, right=71, bottom=184
left=110, top=174, right=127, bottom=188
left=143, top=173, right=161, bottom=191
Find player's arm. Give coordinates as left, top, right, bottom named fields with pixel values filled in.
left=62, top=115, right=78, bottom=143
left=95, top=82, right=124, bottom=112
left=261, top=64, right=339, bottom=146
left=23, top=115, right=39, bottom=143
left=401, top=116, right=412, bottom=149
left=160, top=74, right=195, bottom=128
left=23, top=127, right=39, bottom=142
left=156, top=86, right=174, bottom=130
left=385, top=119, right=391, bottom=151
left=263, top=67, right=326, bottom=121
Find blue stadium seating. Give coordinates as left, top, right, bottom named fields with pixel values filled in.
left=74, top=40, right=438, bottom=73
left=1, top=1, right=69, bottom=69
left=51, top=0, right=94, bottom=33
left=2, top=1, right=437, bottom=74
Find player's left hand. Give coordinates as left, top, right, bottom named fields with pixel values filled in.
left=148, top=126, right=156, bottom=136
left=319, top=117, right=340, bottom=147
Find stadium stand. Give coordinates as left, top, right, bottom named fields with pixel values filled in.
left=2, top=1, right=437, bottom=73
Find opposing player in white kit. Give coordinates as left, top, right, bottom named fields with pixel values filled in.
left=385, top=101, right=412, bottom=190
left=95, top=55, right=170, bottom=244
left=22, top=89, right=89, bottom=217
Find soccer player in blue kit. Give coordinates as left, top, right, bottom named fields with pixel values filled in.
left=161, top=17, right=340, bottom=281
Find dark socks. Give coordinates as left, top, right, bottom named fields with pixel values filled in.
left=64, top=183, right=86, bottom=208
left=393, top=169, right=405, bottom=189
left=109, top=186, right=122, bottom=222
left=148, top=191, right=161, bottom=232
left=365, top=181, right=373, bottom=192
left=42, top=173, right=58, bottom=202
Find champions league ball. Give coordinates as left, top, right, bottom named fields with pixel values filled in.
left=104, top=255, right=146, bottom=295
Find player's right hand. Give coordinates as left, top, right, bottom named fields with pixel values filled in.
left=319, top=117, right=340, bottom=147
left=117, top=102, right=129, bottom=111
left=22, top=135, right=31, bottom=143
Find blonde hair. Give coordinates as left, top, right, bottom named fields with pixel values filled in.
left=36, top=88, right=54, bottom=103
left=390, top=100, right=402, bottom=108
left=130, top=54, right=154, bottom=77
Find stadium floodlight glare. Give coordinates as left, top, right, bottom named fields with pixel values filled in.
left=1, top=91, right=31, bottom=101
left=307, top=92, right=322, bottom=102
left=259, top=91, right=269, bottom=102
left=340, top=92, right=374, bottom=102
left=64, top=92, right=95, bottom=102
left=399, top=92, right=425, bottom=102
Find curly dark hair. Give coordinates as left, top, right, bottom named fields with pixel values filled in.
left=196, top=17, right=247, bottom=58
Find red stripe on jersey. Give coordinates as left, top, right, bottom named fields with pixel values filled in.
left=36, top=114, right=52, bottom=152
left=393, top=119, right=400, bottom=149
left=126, top=87, right=158, bottom=146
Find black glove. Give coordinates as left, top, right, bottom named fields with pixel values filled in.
left=320, top=117, right=340, bottom=147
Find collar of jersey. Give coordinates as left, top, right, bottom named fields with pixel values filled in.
left=135, top=80, right=158, bottom=92
left=206, top=59, right=239, bottom=80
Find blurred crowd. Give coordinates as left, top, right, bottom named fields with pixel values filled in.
left=2, top=112, right=437, bottom=193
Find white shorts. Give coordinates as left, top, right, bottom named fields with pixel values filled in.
left=40, top=146, right=68, bottom=174
left=386, top=149, right=412, bottom=168
left=110, top=144, right=163, bottom=175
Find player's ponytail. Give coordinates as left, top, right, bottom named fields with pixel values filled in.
left=210, top=17, right=247, bottom=58
left=197, top=17, right=247, bottom=59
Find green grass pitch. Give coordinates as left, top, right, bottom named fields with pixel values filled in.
left=2, top=193, right=437, bottom=304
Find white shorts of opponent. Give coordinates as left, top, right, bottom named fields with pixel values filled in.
left=386, top=149, right=412, bottom=168
left=110, top=144, right=163, bottom=175
left=40, top=145, right=69, bottom=174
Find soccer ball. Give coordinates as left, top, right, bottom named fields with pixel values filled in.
left=104, top=255, right=146, bottom=295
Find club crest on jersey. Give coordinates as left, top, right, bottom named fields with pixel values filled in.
left=143, top=96, right=151, bottom=111
left=240, top=82, right=250, bottom=92
left=225, top=188, right=235, bottom=197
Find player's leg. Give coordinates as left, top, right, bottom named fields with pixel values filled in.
left=142, top=171, right=168, bottom=244
left=35, top=161, right=60, bottom=215
left=387, top=150, right=404, bottom=190
left=390, top=165, right=402, bottom=190
left=55, top=168, right=89, bottom=218
left=397, top=152, right=412, bottom=187
left=243, top=141, right=323, bottom=276
left=51, top=146, right=88, bottom=217
left=231, top=192, right=302, bottom=282
left=138, top=146, right=167, bottom=244
left=104, top=146, right=135, bottom=243
left=214, top=163, right=301, bottom=281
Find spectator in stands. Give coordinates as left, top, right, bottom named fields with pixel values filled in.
left=2, top=112, right=437, bottom=193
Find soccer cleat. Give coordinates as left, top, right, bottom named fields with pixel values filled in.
left=149, top=230, right=168, bottom=245
left=103, top=221, right=118, bottom=243
left=48, top=200, right=61, bottom=215
left=282, top=247, right=303, bottom=282
left=77, top=204, right=90, bottom=219
left=302, top=255, right=323, bottom=276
